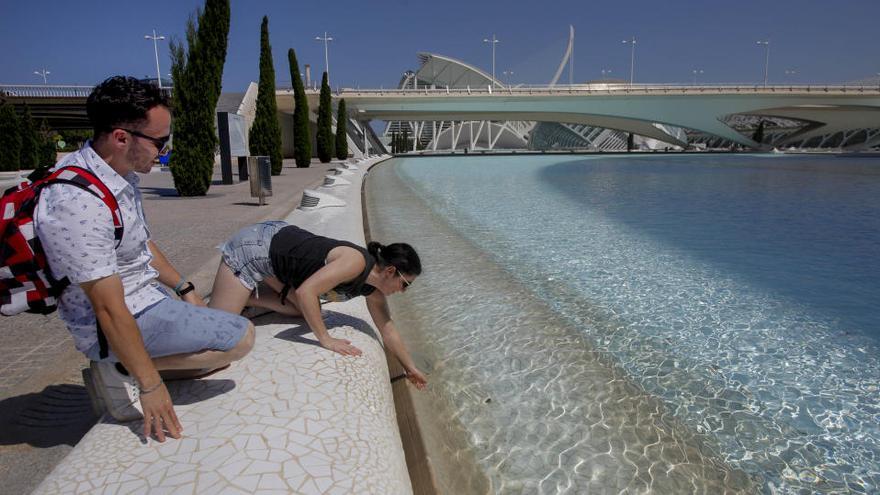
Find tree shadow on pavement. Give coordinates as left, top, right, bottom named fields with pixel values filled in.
left=139, top=186, right=179, bottom=197
left=0, top=384, right=97, bottom=448
left=140, top=187, right=225, bottom=199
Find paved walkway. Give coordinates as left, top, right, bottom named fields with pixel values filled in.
left=0, top=159, right=338, bottom=494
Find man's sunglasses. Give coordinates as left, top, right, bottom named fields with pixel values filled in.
left=119, top=128, right=171, bottom=155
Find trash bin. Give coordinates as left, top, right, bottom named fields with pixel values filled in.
left=247, top=156, right=272, bottom=205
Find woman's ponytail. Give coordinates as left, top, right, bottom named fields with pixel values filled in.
left=367, top=241, right=384, bottom=262
left=368, top=241, right=421, bottom=276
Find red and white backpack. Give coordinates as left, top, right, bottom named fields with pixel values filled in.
left=0, top=166, right=123, bottom=315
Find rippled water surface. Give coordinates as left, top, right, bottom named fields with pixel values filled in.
left=365, top=154, right=880, bottom=494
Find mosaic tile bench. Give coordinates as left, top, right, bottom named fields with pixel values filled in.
left=33, top=156, right=413, bottom=495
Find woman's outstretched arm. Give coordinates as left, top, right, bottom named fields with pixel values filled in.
left=366, top=291, right=427, bottom=389
left=294, top=248, right=365, bottom=356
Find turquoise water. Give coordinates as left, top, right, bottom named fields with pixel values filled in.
left=365, top=154, right=880, bottom=494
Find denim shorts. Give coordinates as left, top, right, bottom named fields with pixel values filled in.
left=84, top=297, right=250, bottom=361
left=219, top=221, right=287, bottom=290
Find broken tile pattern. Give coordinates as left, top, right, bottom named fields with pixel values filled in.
left=33, top=308, right=411, bottom=495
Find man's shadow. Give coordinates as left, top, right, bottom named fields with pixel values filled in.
left=0, top=384, right=96, bottom=448
left=0, top=379, right=236, bottom=448
left=119, top=379, right=236, bottom=443
left=260, top=310, right=380, bottom=347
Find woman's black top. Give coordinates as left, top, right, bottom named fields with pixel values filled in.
left=269, top=225, right=376, bottom=303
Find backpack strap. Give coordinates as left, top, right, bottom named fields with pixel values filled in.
left=41, top=166, right=124, bottom=359
left=40, top=166, right=125, bottom=249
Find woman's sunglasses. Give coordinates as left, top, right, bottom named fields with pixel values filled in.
left=395, top=268, right=413, bottom=290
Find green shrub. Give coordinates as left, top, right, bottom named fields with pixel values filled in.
left=58, top=129, right=92, bottom=150
left=18, top=106, right=39, bottom=170
left=36, top=119, right=57, bottom=170
left=0, top=104, right=21, bottom=172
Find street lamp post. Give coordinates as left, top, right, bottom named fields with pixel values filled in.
left=482, top=34, right=500, bottom=89
left=144, top=29, right=166, bottom=89
left=502, top=70, right=514, bottom=85
left=622, top=37, right=636, bottom=87
left=692, top=69, right=704, bottom=85
left=601, top=69, right=612, bottom=81
left=33, top=68, right=50, bottom=84
left=756, top=40, right=770, bottom=87
left=315, top=32, right=334, bottom=86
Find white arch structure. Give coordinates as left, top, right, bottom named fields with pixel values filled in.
left=381, top=52, right=532, bottom=150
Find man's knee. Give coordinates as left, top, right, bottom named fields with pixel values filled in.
left=228, top=322, right=255, bottom=361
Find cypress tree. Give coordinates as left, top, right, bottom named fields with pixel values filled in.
left=0, top=103, right=21, bottom=172
left=288, top=48, right=311, bottom=168
left=18, top=106, right=39, bottom=170
left=168, top=0, right=230, bottom=196
left=315, top=72, right=334, bottom=163
left=335, top=99, right=348, bottom=159
left=249, top=16, right=283, bottom=175
left=391, top=131, right=397, bottom=153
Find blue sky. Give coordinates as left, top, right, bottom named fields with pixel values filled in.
left=2, top=0, right=878, bottom=91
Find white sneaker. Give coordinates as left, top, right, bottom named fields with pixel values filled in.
left=89, top=360, right=143, bottom=422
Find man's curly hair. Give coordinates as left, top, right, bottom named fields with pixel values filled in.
left=86, top=76, right=170, bottom=138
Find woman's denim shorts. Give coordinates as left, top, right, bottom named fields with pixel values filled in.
left=219, top=221, right=288, bottom=290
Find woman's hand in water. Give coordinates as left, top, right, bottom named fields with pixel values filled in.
left=405, top=366, right=428, bottom=390
left=319, top=336, right=363, bottom=356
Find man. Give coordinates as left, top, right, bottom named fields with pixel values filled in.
left=35, top=76, right=254, bottom=442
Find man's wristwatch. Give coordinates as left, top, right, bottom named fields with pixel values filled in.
left=175, top=281, right=195, bottom=297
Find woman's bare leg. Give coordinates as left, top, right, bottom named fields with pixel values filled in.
left=247, top=276, right=303, bottom=317
left=207, top=261, right=253, bottom=315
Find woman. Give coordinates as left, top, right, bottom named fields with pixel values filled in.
left=209, top=221, right=427, bottom=389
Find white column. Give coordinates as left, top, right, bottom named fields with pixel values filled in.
left=487, top=121, right=492, bottom=150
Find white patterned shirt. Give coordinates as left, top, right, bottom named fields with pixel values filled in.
left=34, top=143, right=165, bottom=354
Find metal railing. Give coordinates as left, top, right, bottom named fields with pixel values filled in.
left=0, top=85, right=96, bottom=97
left=0, top=84, right=172, bottom=98
left=337, top=83, right=880, bottom=97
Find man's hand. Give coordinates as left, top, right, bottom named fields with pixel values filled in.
left=405, top=367, right=428, bottom=390
left=319, top=336, right=363, bottom=356
left=140, top=382, right=182, bottom=442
